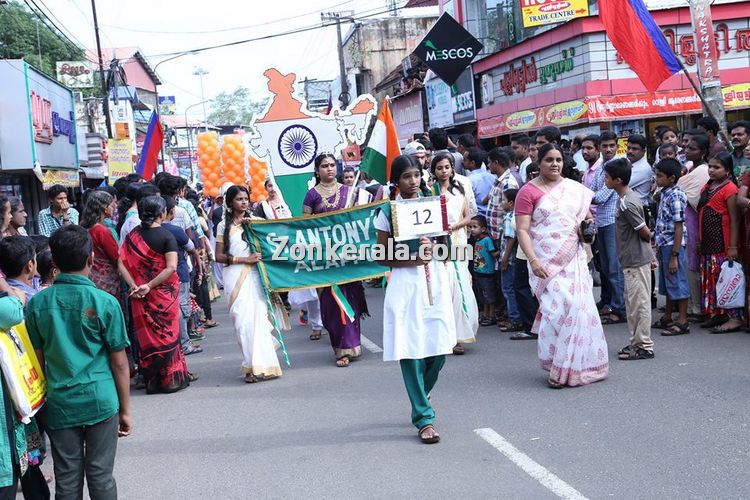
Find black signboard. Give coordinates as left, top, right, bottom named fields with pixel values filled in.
left=412, top=12, right=483, bottom=86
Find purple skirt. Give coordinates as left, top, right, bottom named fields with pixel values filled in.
left=319, top=281, right=368, bottom=359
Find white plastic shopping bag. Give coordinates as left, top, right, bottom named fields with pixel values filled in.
left=716, top=261, right=745, bottom=309
left=288, top=288, right=318, bottom=308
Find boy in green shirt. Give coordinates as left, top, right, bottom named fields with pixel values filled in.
left=25, top=225, right=131, bottom=499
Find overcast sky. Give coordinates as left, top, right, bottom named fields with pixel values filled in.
left=42, top=0, right=422, bottom=117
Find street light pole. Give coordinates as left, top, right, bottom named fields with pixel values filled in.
left=184, top=99, right=213, bottom=182
left=321, top=11, right=354, bottom=109
left=193, top=67, right=209, bottom=130
left=90, top=0, right=112, bottom=138
left=152, top=51, right=199, bottom=172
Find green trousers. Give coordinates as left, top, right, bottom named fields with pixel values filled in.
left=399, top=355, right=446, bottom=429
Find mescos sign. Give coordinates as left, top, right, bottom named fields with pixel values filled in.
left=412, top=12, right=483, bottom=86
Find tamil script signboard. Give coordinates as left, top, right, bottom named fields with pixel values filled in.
left=412, top=12, right=483, bottom=86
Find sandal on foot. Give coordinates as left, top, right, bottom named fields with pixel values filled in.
left=651, top=318, right=674, bottom=329
left=500, top=320, right=525, bottom=332
left=547, top=379, right=564, bottom=389
left=452, top=344, right=465, bottom=355
left=510, top=331, right=538, bottom=340
left=661, top=322, right=690, bottom=336
left=700, top=315, right=728, bottom=329
left=188, top=372, right=199, bottom=382
left=418, top=424, right=440, bottom=444
left=617, top=345, right=633, bottom=356
left=244, top=373, right=259, bottom=383
left=479, top=318, right=494, bottom=326
left=687, top=313, right=707, bottom=323
left=336, top=356, right=350, bottom=367
left=710, top=321, right=742, bottom=334
left=203, top=320, right=219, bottom=328
left=184, top=345, right=203, bottom=356
left=309, top=330, right=321, bottom=341
left=618, top=346, right=654, bottom=360
left=601, top=314, right=625, bottom=325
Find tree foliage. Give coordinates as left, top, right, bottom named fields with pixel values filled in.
left=206, top=87, right=268, bottom=126
left=0, top=1, right=84, bottom=77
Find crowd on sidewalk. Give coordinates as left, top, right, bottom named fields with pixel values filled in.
left=0, top=118, right=749, bottom=495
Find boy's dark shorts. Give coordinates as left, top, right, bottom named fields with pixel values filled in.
left=474, top=273, right=497, bottom=305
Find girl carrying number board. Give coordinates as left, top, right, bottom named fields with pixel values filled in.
left=374, top=155, right=456, bottom=444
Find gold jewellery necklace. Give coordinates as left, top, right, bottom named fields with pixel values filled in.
left=316, top=182, right=341, bottom=209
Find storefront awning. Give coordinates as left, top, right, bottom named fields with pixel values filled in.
left=478, top=83, right=750, bottom=138
left=478, top=100, right=588, bottom=138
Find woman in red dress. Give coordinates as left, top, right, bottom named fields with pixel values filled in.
left=119, top=195, right=192, bottom=394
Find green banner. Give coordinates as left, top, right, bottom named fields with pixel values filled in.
left=247, top=200, right=389, bottom=292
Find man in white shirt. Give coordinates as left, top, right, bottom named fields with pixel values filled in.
left=463, top=147, right=496, bottom=216
left=626, top=134, right=654, bottom=208
left=511, top=135, right=533, bottom=181
left=572, top=134, right=589, bottom=172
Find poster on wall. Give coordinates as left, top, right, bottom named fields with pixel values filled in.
left=520, top=0, right=589, bottom=28
left=451, top=68, right=476, bottom=125
left=107, top=139, right=133, bottom=181
left=159, top=96, right=177, bottom=115
left=426, top=77, right=453, bottom=129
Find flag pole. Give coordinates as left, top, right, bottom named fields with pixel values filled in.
left=658, top=31, right=733, bottom=150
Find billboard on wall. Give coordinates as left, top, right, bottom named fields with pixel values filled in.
left=107, top=139, right=133, bottom=181
left=520, top=0, right=589, bottom=28
left=56, top=61, right=94, bottom=88
left=158, top=96, right=177, bottom=115
left=426, top=78, right=453, bottom=129
left=425, top=67, right=476, bottom=130
left=0, top=61, right=78, bottom=170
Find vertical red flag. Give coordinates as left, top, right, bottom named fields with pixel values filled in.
left=599, top=0, right=682, bottom=92
left=136, top=111, right=164, bottom=181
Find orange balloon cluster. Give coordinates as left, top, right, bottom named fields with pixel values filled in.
left=197, top=132, right=221, bottom=197
left=248, top=156, right=269, bottom=202
left=221, top=135, right=247, bottom=188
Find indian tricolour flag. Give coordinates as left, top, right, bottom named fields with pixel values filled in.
left=359, top=98, right=400, bottom=184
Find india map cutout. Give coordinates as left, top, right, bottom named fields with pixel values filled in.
left=247, top=68, right=376, bottom=215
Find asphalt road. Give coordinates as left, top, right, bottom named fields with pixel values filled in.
left=89, top=287, right=750, bottom=499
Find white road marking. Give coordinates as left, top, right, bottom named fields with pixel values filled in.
left=360, top=335, right=383, bottom=353
left=474, top=428, right=589, bottom=500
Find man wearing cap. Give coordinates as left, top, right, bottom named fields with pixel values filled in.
left=404, top=141, right=430, bottom=183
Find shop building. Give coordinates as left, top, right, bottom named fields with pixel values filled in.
left=0, top=60, right=80, bottom=232
left=465, top=1, right=750, bottom=143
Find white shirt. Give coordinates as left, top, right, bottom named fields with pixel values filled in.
left=519, top=157, right=532, bottom=181
left=629, top=156, right=654, bottom=206
left=454, top=174, right=477, bottom=216
left=574, top=150, right=589, bottom=172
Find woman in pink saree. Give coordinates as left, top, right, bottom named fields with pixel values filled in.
left=515, top=144, right=609, bottom=388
